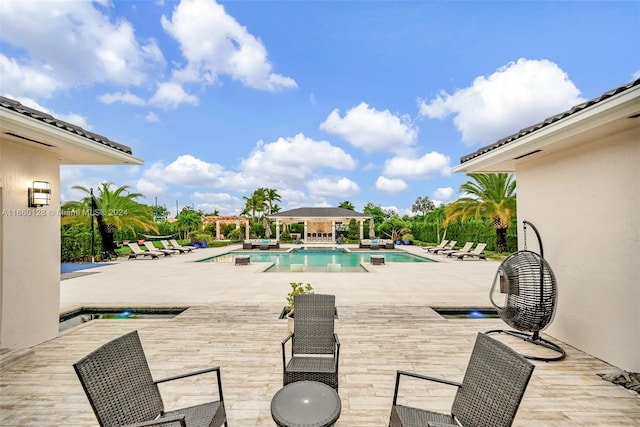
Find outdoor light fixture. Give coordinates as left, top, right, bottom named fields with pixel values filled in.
left=28, top=181, right=51, bottom=207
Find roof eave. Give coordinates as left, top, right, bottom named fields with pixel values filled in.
left=454, top=84, right=640, bottom=174
left=1, top=107, right=143, bottom=165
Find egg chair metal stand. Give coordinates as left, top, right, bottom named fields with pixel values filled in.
left=486, top=220, right=566, bottom=362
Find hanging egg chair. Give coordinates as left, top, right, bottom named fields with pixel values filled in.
left=487, top=220, right=565, bottom=361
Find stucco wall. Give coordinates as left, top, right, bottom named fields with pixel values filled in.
left=516, top=126, right=639, bottom=372
left=0, top=140, right=60, bottom=349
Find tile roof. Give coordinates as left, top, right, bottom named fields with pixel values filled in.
left=0, top=96, right=133, bottom=155
left=460, top=78, right=640, bottom=164
left=270, top=207, right=369, bottom=218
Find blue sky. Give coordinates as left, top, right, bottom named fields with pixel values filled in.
left=2, top=0, right=639, bottom=216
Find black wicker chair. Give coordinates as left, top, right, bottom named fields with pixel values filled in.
left=282, top=294, right=340, bottom=390
left=74, top=330, right=227, bottom=427
left=389, top=332, right=534, bottom=427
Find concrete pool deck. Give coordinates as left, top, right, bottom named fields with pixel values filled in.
left=1, top=243, right=639, bottom=426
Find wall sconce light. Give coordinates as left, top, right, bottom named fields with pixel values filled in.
left=28, top=181, right=51, bottom=207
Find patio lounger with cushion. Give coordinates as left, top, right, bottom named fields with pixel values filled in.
left=423, top=239, right=448, bottom=251
left=126, top=242, right=161, bottom=259
left=161, top=239, right=188, bottom=254
left=389, top=332, right=534, bottom=427
left=170, top=239, right=194, bottom=252
left=144, top=241, right=173, bottom=256
left=282, top=294, right=340, bottom=391
left=454, top=242, right=488, bottom=260
left=429, top=240, right=457, bottom=254
left=74, top=330, right=228, bottom=427
left=440, top=241, right=473, bottom=256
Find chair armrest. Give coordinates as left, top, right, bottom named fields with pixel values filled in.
left=120, top=414, right=186, bottom=427
left=154, top=367, right=224, bottom=403
left=334, top=333, right=340, bottom=366
left=282, top=333, right=294, bottom=368
left=392, top=370, right=462, bottom=406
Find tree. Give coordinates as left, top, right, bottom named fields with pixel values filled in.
left=262, top=188, right=282, bottom=214
left=175, top=207, right=203, bottom=240
left=152, top=205, right=170, bottom=222
left=338, top=201, right=355, bottom=210
left=243, top=191, right=267, bottom=220
left=61, top=183, right=157, bottom=235
left=411, top=196, right=435, bottom=216
left=444, top=173, right=516, bottom=253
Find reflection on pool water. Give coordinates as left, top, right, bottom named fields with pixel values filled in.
left=199, top=247, right=434, bottom=272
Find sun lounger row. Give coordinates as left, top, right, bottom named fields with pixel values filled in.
left=423, top=240, right=487, bottom=260
left=126, top=240, right=194, bottom=259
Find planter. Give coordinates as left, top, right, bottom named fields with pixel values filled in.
left=396, top=240, right=402, bottom=245
left=404, top=240, right=411, bottom=245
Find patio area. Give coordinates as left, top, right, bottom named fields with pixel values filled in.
left=1, top=244, right=638, bottom=426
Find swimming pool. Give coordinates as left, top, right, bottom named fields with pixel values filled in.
left=199, top=247, right=433, bottom=272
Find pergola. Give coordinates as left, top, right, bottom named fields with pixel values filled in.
left=268, top=207, right=371, bottom=243
left=202, top=215, right=250, bottom=240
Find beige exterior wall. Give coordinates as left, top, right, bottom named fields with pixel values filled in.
left=0, top=140, right=61, bottom=349
left=516, top=126, right=640, bottom=372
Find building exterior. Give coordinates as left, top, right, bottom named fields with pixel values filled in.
left=0, top=97, right=142, bottom=350
left=454, top=79, right=639, bottom=372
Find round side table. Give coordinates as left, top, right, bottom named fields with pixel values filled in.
left=271, top=380, right=341, bottom=427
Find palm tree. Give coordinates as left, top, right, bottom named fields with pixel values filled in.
left=61, top=183, right=157, bottom=235
left=338, top=201, right=355, bottom=210
left=262, top=188, right=281, bottom=214
left=175, top=207, right=203, bottom=240
left=444, top=173, right=516, bottom=253
left=243, top=191, right=267, bottom=221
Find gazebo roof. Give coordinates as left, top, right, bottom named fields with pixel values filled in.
left=269, top=207, right=370, bottom=220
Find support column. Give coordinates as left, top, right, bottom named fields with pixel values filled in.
left=215, top=221, right=220, bottom=240
left=275, top=220, right=280, bottom=241
left=359, top=220, right=364, bottom=240
left=332, top=220, right=336, bottom=241
left=245, top=221, right=250, bottom=240
left=304, top=221, right=308, bottom=242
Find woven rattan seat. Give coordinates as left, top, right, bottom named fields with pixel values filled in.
left=389, top=332, right=534, bottom=427
left=282, top=294, right=340, bottom=390
left=74, top=330, right=227, bottom=427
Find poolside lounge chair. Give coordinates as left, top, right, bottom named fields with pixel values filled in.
left=423, top=239, right=448, bottom=251
left=454, top=242, right=487, bottom=260
left=126, top=242, right=161, bottom=259
left=161, top=239, right=188, bottom=254
left=441, top=241, right=473, bottom=257
left=143, top=241, right=173, bottom=256
left=429, top=240, right=457, bottom=254
left=389, top=332, right=534, bottom=427
left=282, top=294, right=340, bottom=391
left=170, top=239, right=194, bottom=252
left=74, top=330, right=228, bottom=427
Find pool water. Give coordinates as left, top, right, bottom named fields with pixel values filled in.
left=200, top=247, right=433, bottom=272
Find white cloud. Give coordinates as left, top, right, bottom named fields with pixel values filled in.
left=432, top=187, right=454, bottom=205
left=375, top=176, right=408, bottom=193
left=0, top=1, right=164, bottom=94
left=149, top=82, right=199, bottom=109
left=240, top=133, right=356, bottom=182
left=192, top=191, right=244, bottom=214
left=0, top=55, right=63, bottom=99
left=99, top=91, right=146, bottom=106
left=418, top=58, right=584, bottom=145
left=307, top=177, right=360, bottom=198
left=145, top=111, right=160, bottom=122
left=142, top=155, right=225, bottom=189
left=161, top=0, right=296, bottom=91
left=633, top=70, right=640, bottom=80
left=320, top=102, right=418, bottom=154
left=383, top=152, right=451, bottom=179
